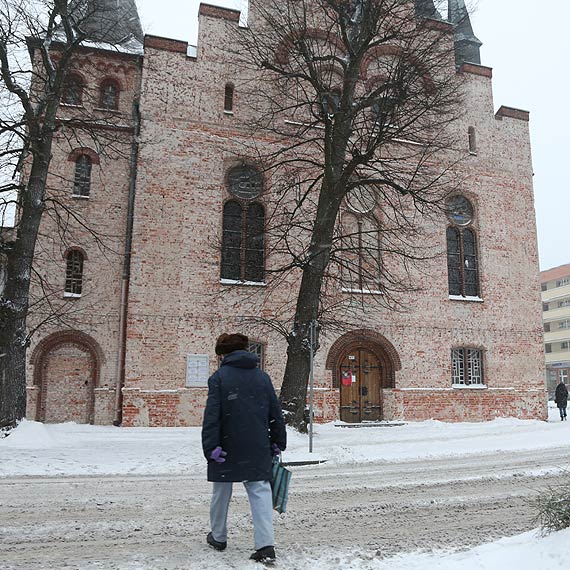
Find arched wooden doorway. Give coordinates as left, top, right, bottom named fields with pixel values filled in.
left=31, top=331, right=103, bottom=424
left=327, top=330, right=401, bottom=423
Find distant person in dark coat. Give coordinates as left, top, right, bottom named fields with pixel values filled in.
left=554, top=378, right=568, bottom=421
left=202, top=333, right=287, bottom=564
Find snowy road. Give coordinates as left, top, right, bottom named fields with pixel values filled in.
left=1, top=445, right=569, bottom=569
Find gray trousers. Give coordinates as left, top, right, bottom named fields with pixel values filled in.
left=210, top=480, right=274, bottom=550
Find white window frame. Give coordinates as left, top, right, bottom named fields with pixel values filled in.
left=452, top=347, right=485, bottom=387
left=248, top=341, right=265, bottom=370
left=186, top=354, right=209, bottom=387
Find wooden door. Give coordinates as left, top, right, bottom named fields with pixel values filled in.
left=339, top=349, right=383, bottom=422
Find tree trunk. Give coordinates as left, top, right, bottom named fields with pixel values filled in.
left=279, top=184, right=343, bottom=429
left=0, top=145, right=51, bottom=430
left=0, top=319, right=28, bottom=429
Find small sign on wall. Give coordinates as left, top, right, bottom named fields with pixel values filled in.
left=186, top=354, right=210, bottom=387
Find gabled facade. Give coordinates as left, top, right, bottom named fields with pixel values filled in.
left=24, top=1, right=547, bottom=426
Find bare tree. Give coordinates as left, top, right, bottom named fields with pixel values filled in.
left=230, top=0, right=468, bottom=428
left=0, top=0, right=139, bottom=430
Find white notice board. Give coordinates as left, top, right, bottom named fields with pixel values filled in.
left=186, top=354, right=210, bottom=387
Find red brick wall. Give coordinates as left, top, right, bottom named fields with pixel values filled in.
left=26, top=46, right=141, bottom=425
left=120, top=10, right=545, bottom=426
left=27, top=7, right=546, bottom=427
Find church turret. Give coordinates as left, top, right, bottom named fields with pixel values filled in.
left=415, top=0, right=442, bottom=20
left=448, top=0, right=482, bottom=66
left=74, top=0, right=144, bottom=47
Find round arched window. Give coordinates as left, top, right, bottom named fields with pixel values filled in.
left=228, top=165, right=263, bottom=200
left=346, top=186, right=376, bottom=214
left=446, top=195, right=474, bottom=226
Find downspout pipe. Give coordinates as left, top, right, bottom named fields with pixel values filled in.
left=113, top=67, right=142, bottom=426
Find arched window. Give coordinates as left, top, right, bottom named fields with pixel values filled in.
left=245, top=202, right=265, bottom=282
left=341, top=186, right=381, bottom=292
left=446, top=195, right=479, bottom=297
left=62, top=74, right=84, bottom=106
left=65, top=250, right=84, bottom=296
left=221, top=165, right=266, bottom=283
left=224, top=83, right=234, bottom=112
left=221, top=200, right=243, bottom=281
left=468, top=126, right=477, bottom=154
left=320, top=88, right=341, bottom=118
left=73, top=155, right=92, bottom=197
left=99, top=80, right=120, bottom=110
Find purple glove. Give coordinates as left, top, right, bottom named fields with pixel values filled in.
left=271, top=443, right=281, bottom=456
left=210, top=446, right=227, bottom=463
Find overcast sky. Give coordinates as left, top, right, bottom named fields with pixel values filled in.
left=136, top=0, right=570, bottom=272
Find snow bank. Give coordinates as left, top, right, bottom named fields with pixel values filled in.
left=271, top=529, right=570, bottom=570
left=1, top=419, right=56, bottom=449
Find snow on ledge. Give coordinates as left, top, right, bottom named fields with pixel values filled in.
left=449, top=294, right=484, bottom=302
left=342, top=287, right=384, bottom=295
left=220, top=278, right=266, bottom=287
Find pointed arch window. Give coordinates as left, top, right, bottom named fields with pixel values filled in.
left=73, top=155, right=92, bottom=197
left=221, top=165, right=265, bottom=283
left=62, top=74, right=84, bottom=106
left=446, top=195, right=479, bottom=297
left=65, top=250, right=84, bottom=296
left=100, top=79, right=120, bottom=110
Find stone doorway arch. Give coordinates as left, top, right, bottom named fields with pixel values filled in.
left=326, top=329, right=401, bottom=422
left=31, top=331, right=103, bottom=424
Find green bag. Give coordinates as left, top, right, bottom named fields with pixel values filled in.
left=271, top=455, right=292, bottom=514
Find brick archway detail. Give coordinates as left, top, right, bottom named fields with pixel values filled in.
left=30, top=330, right=104, bottom=423
left=326, top=329, right=401, bottom=389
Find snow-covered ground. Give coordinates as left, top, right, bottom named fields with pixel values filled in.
left=0, top=404, right=567, bottom=477
left=1, top=403, right=569, bottom=569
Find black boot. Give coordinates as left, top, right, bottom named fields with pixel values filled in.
left=249, top=546, right=276, bottom=563
left=207, top=532, right=227, bottom=551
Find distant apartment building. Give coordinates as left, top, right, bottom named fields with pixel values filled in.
left=541, top=263, right=570, bottom=397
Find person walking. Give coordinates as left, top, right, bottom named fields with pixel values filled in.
left=554, top=377, right=568, bottom=421
left=202, top=333, right=287, bottom=563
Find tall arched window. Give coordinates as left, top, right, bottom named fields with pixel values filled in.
left=62, top=74, right=84, bottom=106
left=221, top=165, right=265, bottom=282
left=446, top=195, right=479, bottom=297
left=73, top=155, right=92, bottom=197
left=99, top=79, right=120, bottom=110
left=468, top=126, right=477, bottom=154
left=341, top=186, right=381, bottom=292
left=221, top=200, right=243, bottom=280
left=245, top=202, right=265, bottom=282
left=224, top=83, right=234, bottom=112
left=65, top=250, right=84, bottom=296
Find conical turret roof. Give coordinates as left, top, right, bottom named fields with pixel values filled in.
left=448, top=0, right=482, bottom=65
left=415, top=0, right=442, bottom=20
left=74, top=0, right=143, bottom=46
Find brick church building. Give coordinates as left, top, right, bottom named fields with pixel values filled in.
left=23, top=0, right=546, bottom=426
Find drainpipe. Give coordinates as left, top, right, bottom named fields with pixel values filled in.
left=113, top=74, right=142, bottom=427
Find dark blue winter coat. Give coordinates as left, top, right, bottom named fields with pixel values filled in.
left=555, top=382, right=568, bottom=408
left=201, top=350, right=287, bottom=482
